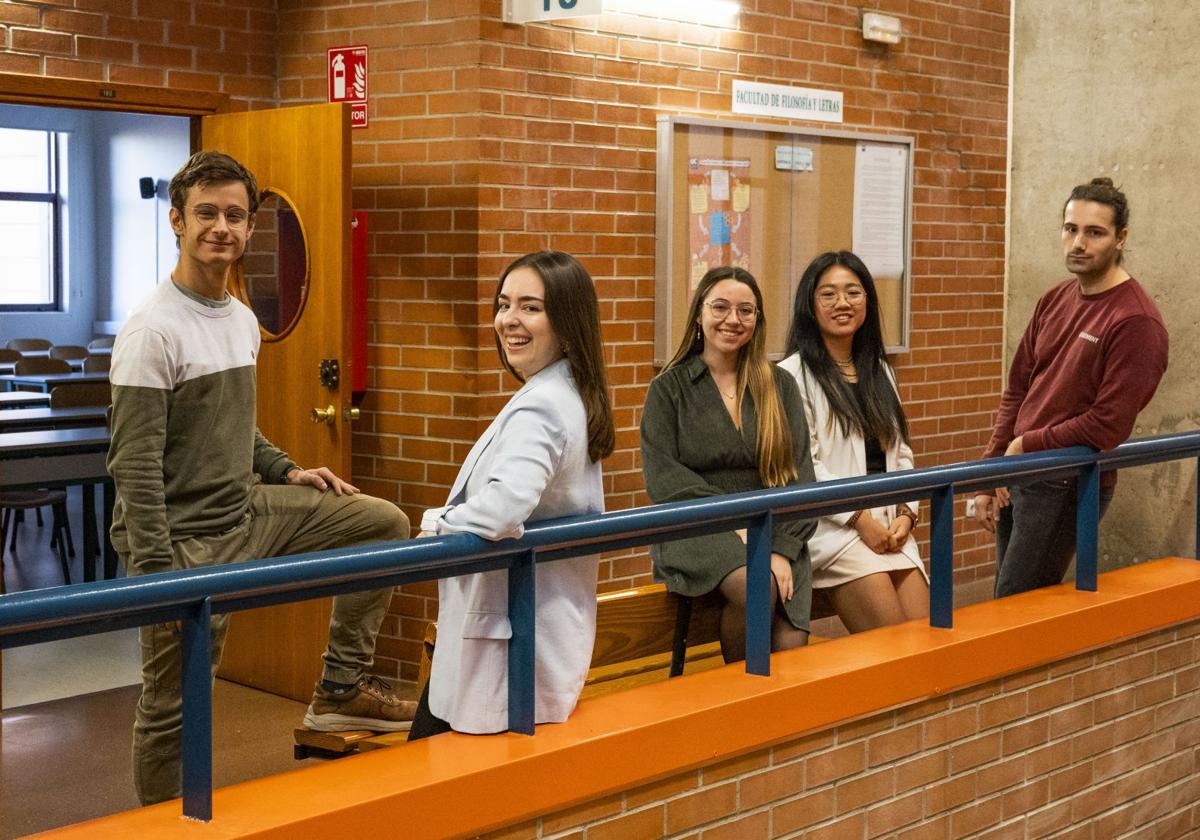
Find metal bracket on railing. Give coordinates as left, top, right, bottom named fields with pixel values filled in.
left=180, top=597, right=214, bottom=821
left=1075, top=464, right=1101, bottom=592
left=929, top=486, right=954, bottom=629
left=745, top=512, right=773, bottom=676
left=507, top=550, right=536, bottom=735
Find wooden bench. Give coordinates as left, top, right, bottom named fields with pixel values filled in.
left=294, top=583, right=836, bottom=758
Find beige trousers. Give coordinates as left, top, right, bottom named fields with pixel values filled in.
left=128, top=485, right=409, bottom=806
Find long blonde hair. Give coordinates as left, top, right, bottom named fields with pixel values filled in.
left=662, top=266, right=798, bottom=488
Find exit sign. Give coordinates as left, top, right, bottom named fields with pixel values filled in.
left=502, top=0, right=602, bottom=23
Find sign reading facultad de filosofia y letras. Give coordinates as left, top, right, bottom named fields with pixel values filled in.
left=731, top=80, right=843, bottom=124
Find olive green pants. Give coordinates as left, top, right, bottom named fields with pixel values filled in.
left=127, top=485, right=409, bottom=806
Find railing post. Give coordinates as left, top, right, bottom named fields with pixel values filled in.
left=929, top=486, right=954, bottom=628
left=745, top=511, right=772, bottom=676
left=180, top=598, right=213, bottom=821
left=1075, top=462, right=1100, bottom=592
left=507, top=550, right=536, bottom=735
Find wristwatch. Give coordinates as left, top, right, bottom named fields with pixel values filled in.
left=897, top=504, right=918, bottom=525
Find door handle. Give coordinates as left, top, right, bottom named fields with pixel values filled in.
left=312, top=405, right=336, bottom=425
left=343, top=406, right=361, bottom=422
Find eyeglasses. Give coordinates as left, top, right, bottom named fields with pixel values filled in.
left=704, top=300, right=758, bottom=322
left=815, top=287, right=866, bottom=308
left=189, top=204, right=251, bottom=229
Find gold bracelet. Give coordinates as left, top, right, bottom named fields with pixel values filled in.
left=846, top=510, right=863, bottom=527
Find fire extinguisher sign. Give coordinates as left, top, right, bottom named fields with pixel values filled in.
left=328, top=45, right=368, bottom=129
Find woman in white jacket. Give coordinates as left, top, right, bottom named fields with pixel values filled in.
left=779, top=251, right=929, bottom=632
left=408, top=251, right=614, bottom=738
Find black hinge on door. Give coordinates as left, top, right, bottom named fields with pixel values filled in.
left=319, top=359, right=340, bottom=390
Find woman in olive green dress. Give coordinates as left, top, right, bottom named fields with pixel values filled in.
left=640, top=266, right=817, bottom=662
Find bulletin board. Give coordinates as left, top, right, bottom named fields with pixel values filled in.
left=654, top=116, right=914, bottom=365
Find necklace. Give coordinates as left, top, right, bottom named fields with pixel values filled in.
left=711, top=374, right=737, bottom=400
left=834, top=357, right=854, bottom=368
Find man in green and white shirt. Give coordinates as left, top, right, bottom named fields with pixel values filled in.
left=108, top=151, right=412, bottom=806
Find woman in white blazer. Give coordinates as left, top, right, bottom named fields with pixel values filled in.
left=408, top=251, right=614, bottom=738
left=778, top=251, right=929, bottom=633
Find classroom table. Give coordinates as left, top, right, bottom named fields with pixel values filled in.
left=0, top=406, right=108, bottom=433
left=1, top=360, right=84, bottom=374
left=0, top=392, right=51, bottom=409
left=0, top=371, right=109, bottom=393
left=0, top=426, right=116, bottom=582
left=15, top=348, right=98, bottom=368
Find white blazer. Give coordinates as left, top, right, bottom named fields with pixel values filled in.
left=420, top=358, right=603, bottom=734
left=777, top=353, right=921, bottom=570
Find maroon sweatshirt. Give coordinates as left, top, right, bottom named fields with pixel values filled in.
left=982, top=277, right=1168, bottom=487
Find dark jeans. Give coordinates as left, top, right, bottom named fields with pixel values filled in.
left=994, top=478, right=1114, bottom=598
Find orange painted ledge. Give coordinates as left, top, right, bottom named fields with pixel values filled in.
left=37, top=557, right=1200, bottom=839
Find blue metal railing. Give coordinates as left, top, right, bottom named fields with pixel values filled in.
left=3, top=431, right=1199, bottom=820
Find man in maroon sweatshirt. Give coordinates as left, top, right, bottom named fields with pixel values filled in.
left=972, top=178, right=1168, bottom=597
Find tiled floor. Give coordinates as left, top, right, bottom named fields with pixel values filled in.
left=3, top=629, right=141, bottom=708
left=3, top=488, right=138, bottom=708
left=0, top=490, right=317, bottom=838
left=0, top=679, right=309, bottom=838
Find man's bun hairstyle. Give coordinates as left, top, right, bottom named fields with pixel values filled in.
left=1064, top=177, right=1129, bottom=231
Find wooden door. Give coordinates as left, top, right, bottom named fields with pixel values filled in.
left=202, top=103, right=353, bottom=702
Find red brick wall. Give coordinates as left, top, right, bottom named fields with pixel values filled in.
left=277, top=0, right=489, bottom=677
left=0, top=0, right=278, bottom=108
left=356, top=0, right=1008, bottom=669
left=3, top=0, right=1011, bottom=680
left=483, top=619, right=1200, bottom=839
left=466, top=2, right=1011, bottom=604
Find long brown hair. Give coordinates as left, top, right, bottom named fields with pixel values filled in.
left=494, top=251, right=615, bottom=463
left=662, top=266, right=797, bottom=488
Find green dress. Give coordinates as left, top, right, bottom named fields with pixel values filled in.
left=640, top=354, right=818, bottom=629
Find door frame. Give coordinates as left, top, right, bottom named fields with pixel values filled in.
left=0, top=73, right=230, bottom=706
left=0, top=71, right=229, bottom=116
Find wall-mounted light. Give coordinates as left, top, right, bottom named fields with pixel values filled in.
left=603, top=0, right=740, bottom=27
left=862, top=12, right=902, bottom=45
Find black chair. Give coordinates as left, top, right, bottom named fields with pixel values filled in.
left=0, top=491, right=73, bottom=591
left=668, top=588, right=836, bottom=676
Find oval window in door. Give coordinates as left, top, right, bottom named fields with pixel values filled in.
left=238, top=189, right=309, bottom=339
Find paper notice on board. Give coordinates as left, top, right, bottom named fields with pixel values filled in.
left=710, top=169, right=730, bottom=201
left=690, top=184, right=708, bottom=214
left=732, top=182, right=750, bottom=213
left=852, top=142, right=907, bottom=279
left=774, top=145, right=814, bottom=172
